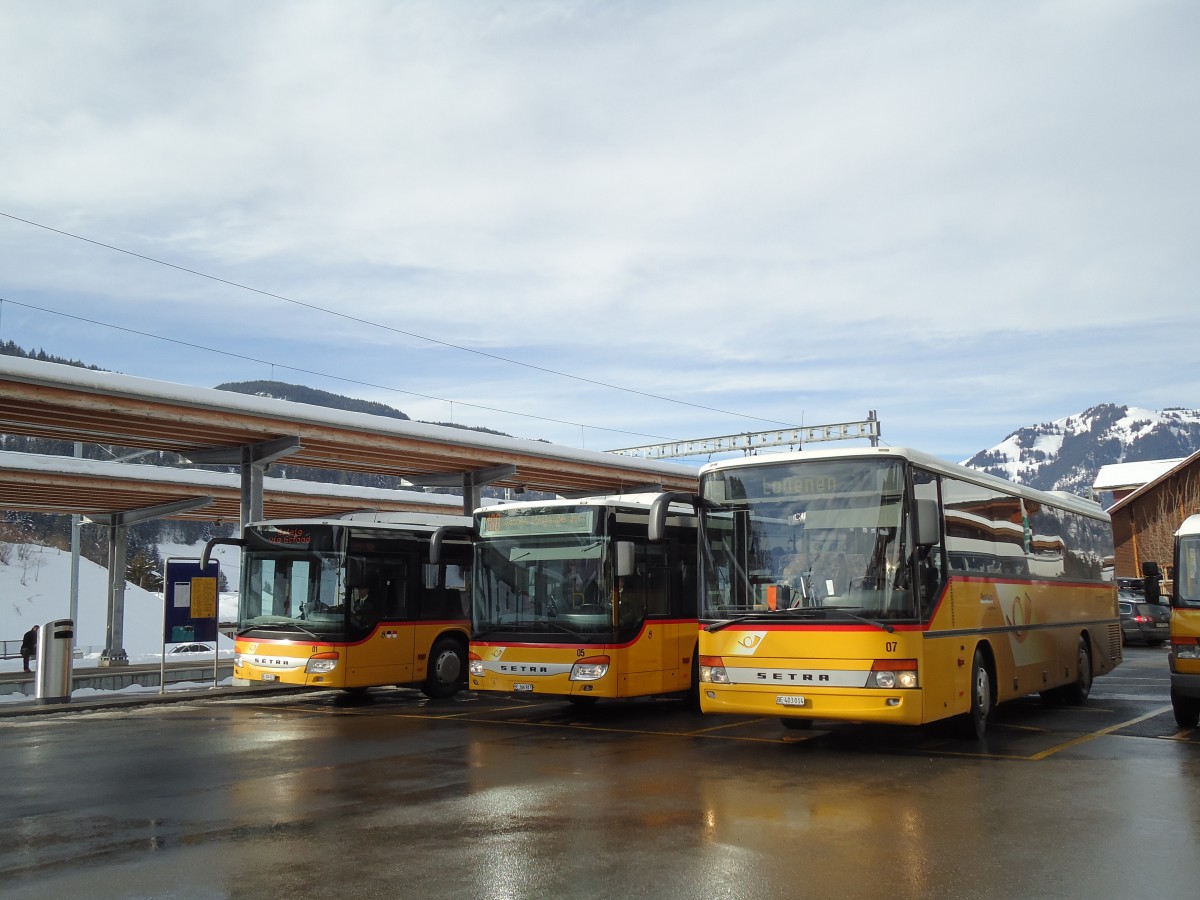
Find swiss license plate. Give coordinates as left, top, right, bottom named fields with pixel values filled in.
left=260, top=673, right=277, bottom=682
left=514, top=683, right=534, bottom=692
left=1157, top=622, right=1169, bottom=628
left=776, top=695, right=806, bottom=707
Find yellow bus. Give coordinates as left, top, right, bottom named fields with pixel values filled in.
left=649, top=446, right=1120, bottom=738
left=442, top=494, right=698, bottom=705
left=205, top=512, right=473, bottom=696
left=1169, top=514, right=1200, bottom=728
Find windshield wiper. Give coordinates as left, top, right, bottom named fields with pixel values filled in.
left=705, top=610, right=804, bottom=632
left=705, top=606, right=894, bottom=634
left=241, top=622, right=322, bottom=640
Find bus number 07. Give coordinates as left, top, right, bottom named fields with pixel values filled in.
left=885, top=641, right=897, bottom=653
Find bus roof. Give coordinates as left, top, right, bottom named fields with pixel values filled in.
left=1177, top=514, right=1200, bottom=538
left=249, top=510, right=471, bottom=533
left=698, top=445, right=1108, bottom=521
left=474, top=492, right=683, bottom=515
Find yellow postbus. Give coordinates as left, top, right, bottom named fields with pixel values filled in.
left=441, top=494, right=698, bottom=705
left=650, top=446, right=1121, bottom=738
left=1169, top=514, right=1200, bottom=728
left=205, top=511, right=473, bottom=696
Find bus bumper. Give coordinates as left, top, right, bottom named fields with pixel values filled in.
left=698, top=684, right=925, bottom=726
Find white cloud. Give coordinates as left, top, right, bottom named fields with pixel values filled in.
left=1, top=0, right=1198, bottom=462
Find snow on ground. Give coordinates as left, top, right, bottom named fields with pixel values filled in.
left=0, top=540, right=235, bottom=674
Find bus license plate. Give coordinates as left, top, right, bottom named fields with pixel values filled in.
left=514, top=683, right=534, bottom=692
left=776, top=695, right=806, bottom=707
left=260, top=673, right=277, bottom=682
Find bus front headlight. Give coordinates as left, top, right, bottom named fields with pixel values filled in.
left=570, top=656, right=610, bottom=681
left=868, top=660, right=918, bottom=689
left=305, top=652, right=340, bottom=674
left=469, top=653, right=484, bottom=677
left=699, top=656, right=729, bottom=684
left=1174, top=640, right=1200, bottom=660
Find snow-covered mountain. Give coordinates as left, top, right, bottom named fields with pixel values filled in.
left=962, top=404, right=1200, bottom=496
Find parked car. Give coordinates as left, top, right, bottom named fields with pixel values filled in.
left=168, top=642, right=214, bottom=654
left=1118, top=591, right=1170, bottom=645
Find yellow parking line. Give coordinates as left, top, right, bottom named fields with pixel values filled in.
left=1029, top=705, right=1173, bottom=760
left=689, top=717, right=769, bottom=735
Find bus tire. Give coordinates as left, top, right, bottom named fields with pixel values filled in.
left=421, top=635, right=466, bottom=699
left=1172, top=689, right=1200, bottom=729
left=1060, top=636, right=1093, bottom=705
left=958, top=647, right=992, bottom=740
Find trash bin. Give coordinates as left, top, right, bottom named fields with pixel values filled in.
left=35, top=618, right=74, bottom=703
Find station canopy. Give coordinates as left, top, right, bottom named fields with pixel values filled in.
left=0, top=355, right=699, bottom=520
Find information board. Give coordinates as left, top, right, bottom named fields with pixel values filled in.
left=163, top=558, right=220, bottom=643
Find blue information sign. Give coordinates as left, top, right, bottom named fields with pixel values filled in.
left=163, top=559, right=220, bottom=643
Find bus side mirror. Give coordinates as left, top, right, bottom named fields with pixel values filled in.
left=616, top=542, right=636, bottom=578
left=201, top=536, right=244, bottom=573
left=1142, top=560, right=1162, bottom=604
left=648, top=492, right=698, bottom=543
left=431, top=525, right=475, bottom=565
left=914, top=498, right=939, bottom=547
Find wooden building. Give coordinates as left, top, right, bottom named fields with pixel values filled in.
left=1101, top=449, right=1200, bottom=579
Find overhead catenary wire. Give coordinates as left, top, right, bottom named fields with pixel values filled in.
left=0, top=295, right=687, bottom=444
left=0, top=210, right=801, bottom=432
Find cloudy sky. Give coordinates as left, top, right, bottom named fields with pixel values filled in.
left=2, top=1, right=1197, bottom=464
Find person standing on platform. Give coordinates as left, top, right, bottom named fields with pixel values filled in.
left=21, top=624, right=39, bottom=673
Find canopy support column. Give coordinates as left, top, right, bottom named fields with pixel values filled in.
left=403, top=464, right=517, bottom=516
left=183, top=436, right=301, bottom=532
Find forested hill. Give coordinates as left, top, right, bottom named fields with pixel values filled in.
left=215, top=380, right=411, bottom=420
left=214, top=380, right=511, bottom=437
left=0, top=340, right=103, bottom=370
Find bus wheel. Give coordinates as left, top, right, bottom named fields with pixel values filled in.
left=1172, top=689, right=1200, bottom=729
left=959, top=648, right=992, bottom=740
left=1061, top=637, right=1093, bottom=705
left=421, top=637, right=465, bottom=699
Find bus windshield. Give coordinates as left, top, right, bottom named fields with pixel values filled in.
left=698, top=458, right=920, bottom=625
left=473, top=515, right=614, bottom=641
left=239, top=524, right=348, bottom=640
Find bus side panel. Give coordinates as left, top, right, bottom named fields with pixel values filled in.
left=618, top=620, right=698, bottom=696
left=919, top=634, right=970, bottom=723
left=941, top=577, right=1118, bottom=704
left=343, top=624, right=417, bottom=687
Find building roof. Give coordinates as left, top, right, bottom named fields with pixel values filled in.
left=1093, top=458, right=1184, bottom=493
left=1106, top=449, right=1200, bottom=514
